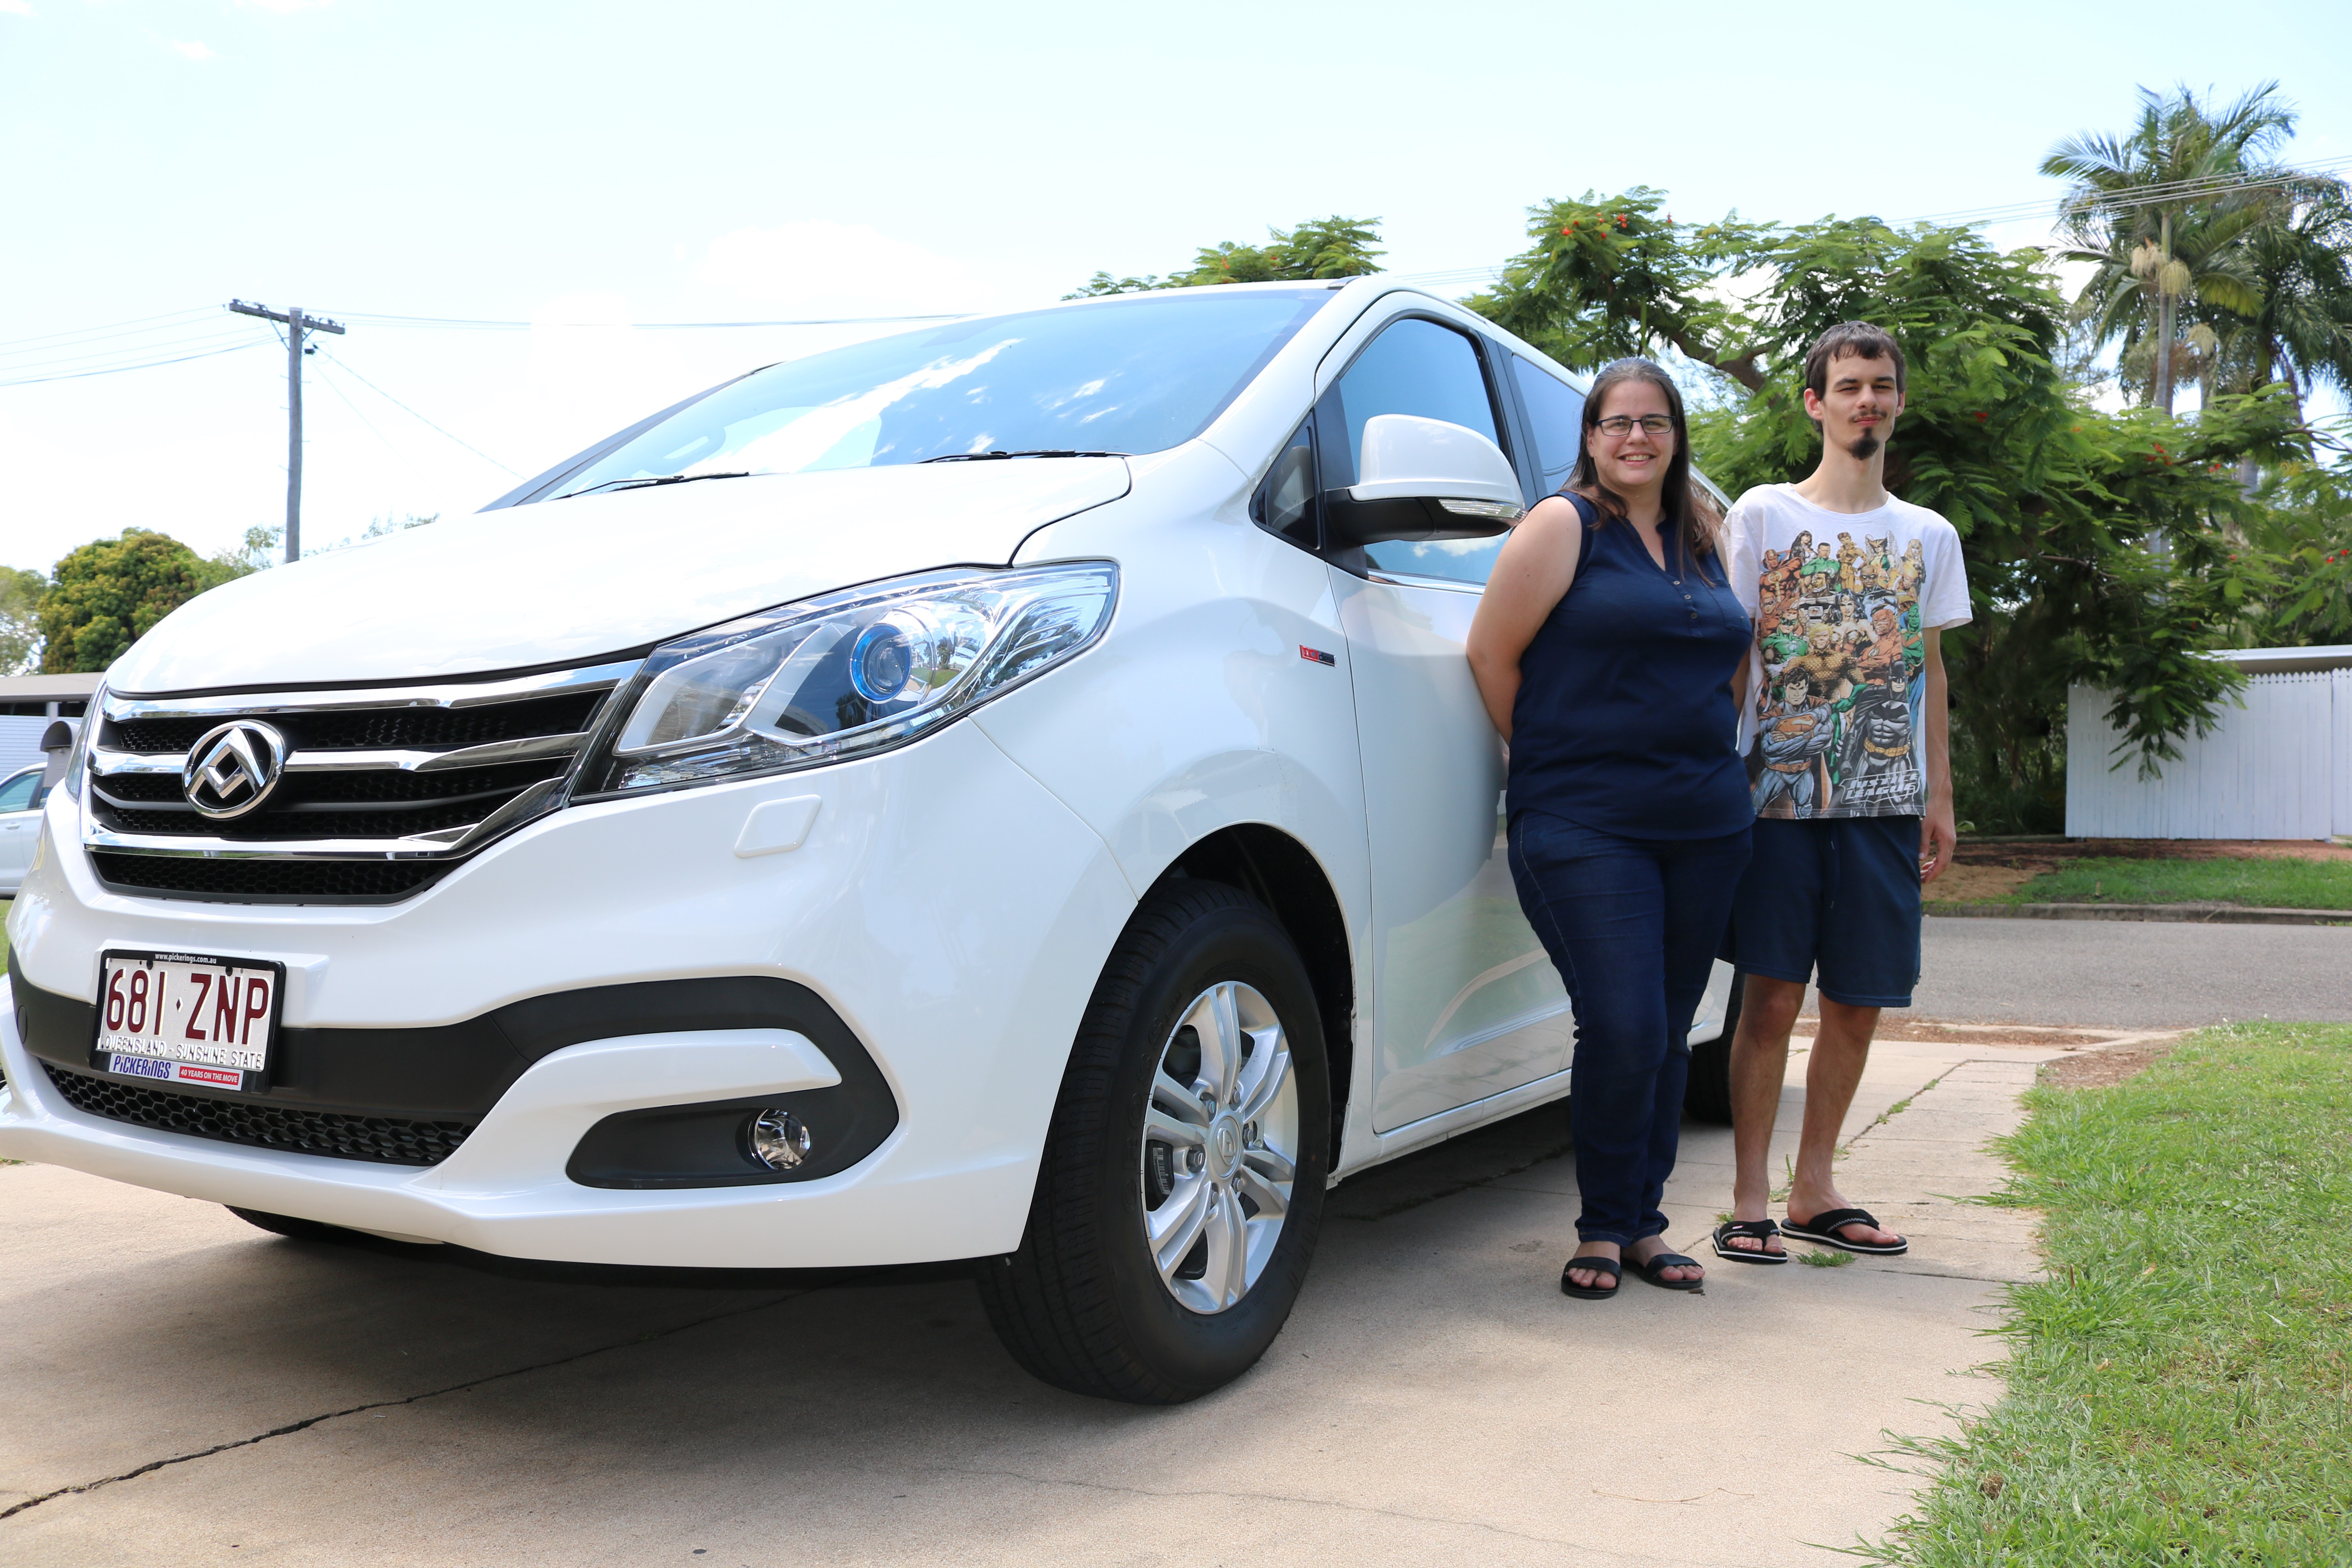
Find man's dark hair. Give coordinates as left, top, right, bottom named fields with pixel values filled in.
left=1803, top=322, right=1906, bottom=401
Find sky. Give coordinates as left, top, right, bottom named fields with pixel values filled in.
left=3, top=0, right=2349, bottom=579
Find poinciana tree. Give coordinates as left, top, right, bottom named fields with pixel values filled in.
left=1469, top=196, right=2310, bottom=826
left=1068, top=216, right=1384, bottom=298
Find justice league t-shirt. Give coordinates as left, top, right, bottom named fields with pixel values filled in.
left=1722, top=484, right=1971, bottom=820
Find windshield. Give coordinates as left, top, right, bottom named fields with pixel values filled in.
left=550, top=289, right=1334, bottom=498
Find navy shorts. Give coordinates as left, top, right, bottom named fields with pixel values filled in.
left=1721, top=815, right=1922, bottom=1008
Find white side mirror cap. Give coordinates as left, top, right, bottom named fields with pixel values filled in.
left=1349, top=414, right=1523, bottom=510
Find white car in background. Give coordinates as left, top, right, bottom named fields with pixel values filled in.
left=0, top=764, right=47, bottom=897
left=1, top=279, right=1743, bottom=1403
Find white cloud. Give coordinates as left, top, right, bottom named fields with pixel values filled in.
left=0, top=2, right=36, bottom=19
left=170, top=38, right=215, bottom=60
left=695, top=221, right=1000, bottom=318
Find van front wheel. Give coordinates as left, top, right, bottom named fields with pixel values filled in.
left=977, top=881, right=1330, bottom=1405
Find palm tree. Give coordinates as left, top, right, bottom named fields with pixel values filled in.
left=2043, top=83, right=2298, bottom=414
left=2219, top=180, right=2352, bottom=407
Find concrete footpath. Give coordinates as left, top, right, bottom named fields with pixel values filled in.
left=0, top=1024, right=2145, bottom=1568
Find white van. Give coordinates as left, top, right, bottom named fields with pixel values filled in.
left=0, top=280, right=1743, bottom=1403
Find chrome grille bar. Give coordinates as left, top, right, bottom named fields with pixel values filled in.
left=103, top=660, right=639, bottom=720
left=90, top=730, right=590, bottom=778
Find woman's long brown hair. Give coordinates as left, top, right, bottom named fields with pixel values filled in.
left=1568, top=357, right=1724, bottom=580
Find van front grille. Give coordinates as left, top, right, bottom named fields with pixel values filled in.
left=82, top=661, right=637, bottom=902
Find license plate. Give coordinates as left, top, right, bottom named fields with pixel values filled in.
left=93, top=949, right=285, bottom=1091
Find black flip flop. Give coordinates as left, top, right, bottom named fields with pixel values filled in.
left=1782, top=1207, right=1909, bottom=1256
left=1559, top=1254, right=1622, bottom=1300
left=1711, top=1219, right=1788, bottom=1264
left=1627, top=1250, right=1706, bottom=1292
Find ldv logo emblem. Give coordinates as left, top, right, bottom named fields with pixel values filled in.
left=182, top=721, right=289, bottom=820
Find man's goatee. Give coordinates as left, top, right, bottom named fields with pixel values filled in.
left=1848, top=432, right=1882, bottom=461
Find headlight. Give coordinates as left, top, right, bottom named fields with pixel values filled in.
left=576, top=561, right=1118, bottom=797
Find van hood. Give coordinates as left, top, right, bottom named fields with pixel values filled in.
left=107, top=459, right=1131, bottom=695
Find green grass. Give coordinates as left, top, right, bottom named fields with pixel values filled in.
left=1999, top=856, right=2352, bottom=911
left=1859, top=1022, right=2352, bottom=1564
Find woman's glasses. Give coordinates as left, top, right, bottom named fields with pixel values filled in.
left=1594, top=414, right=1675, bottom=437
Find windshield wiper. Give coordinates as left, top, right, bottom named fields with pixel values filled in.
left=921, top=450, right=1129, bottom=463
left=563, top=470, right=752, bottom=498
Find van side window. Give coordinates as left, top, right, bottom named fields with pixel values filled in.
left=0, top=769, right=37, bottom=813
left=1252, top=418, right=1319, bottom=549
left=1511, top=354, right=1585, bottom=497
left=1327, top=318, right=1510, bottom=588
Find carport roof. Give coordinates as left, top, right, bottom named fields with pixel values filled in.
left=2207, top=644, right=2352, bottom=674
left=0, top=673, right=102, bottom=701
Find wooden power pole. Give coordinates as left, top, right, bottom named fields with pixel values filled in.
left=229, top=300, right=347, bottom=562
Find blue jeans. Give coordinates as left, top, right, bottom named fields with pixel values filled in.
left=1507, top=811, right=1753, bottom=1246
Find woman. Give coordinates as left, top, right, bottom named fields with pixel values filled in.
left=1466, top=358, right=1753, bottom=1301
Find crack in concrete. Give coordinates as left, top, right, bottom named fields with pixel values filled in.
left=931, top=1466, right=1701, bottom=1565
left=0, top=1292, right=805, bottom=1524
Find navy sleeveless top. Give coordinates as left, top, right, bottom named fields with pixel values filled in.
left=1506, top=494, right=1753, bottom=839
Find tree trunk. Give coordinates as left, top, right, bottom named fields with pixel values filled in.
left=2154, top=212, right=2175, bottom=417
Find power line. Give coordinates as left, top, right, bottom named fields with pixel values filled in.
left=310, top=357, right=422, bottom=478
left=8, top=157, right=2348, bottom=387
left=1390, top=161, right=2352, bottom=299
left=0, top=325, right=272, bottom=376
left=0, top=339, right=269, bottom=388
left=327, top=309, right=971, bottom=332
left=1919, top=155, right=2352, bottom=228
left=313, top=348, right=519, bottom=476
left=0, top=307, right=216, bottom=353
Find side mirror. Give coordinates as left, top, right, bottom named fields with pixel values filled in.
left=39, top=718, right=77, bottom=793
left=1324, top=414, right=1524, bottom=546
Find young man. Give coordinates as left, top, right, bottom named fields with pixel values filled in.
left=1712, top=322, right=1971, bottom=1263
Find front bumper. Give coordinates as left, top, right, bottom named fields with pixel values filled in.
left=0, top=721, right=1136, bottom=1267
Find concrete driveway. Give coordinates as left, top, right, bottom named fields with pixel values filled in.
left=2, top=1018, right=2105, bottom=1568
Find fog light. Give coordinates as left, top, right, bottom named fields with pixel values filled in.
left=749, top=1109, right=812, bottom=1170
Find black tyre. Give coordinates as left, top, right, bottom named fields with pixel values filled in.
left=977, top=880, right=1330, bottom=1405
left=227, top=1206, right=368, bottom=1245
left=1682, top=970, right=1745, bottom=1125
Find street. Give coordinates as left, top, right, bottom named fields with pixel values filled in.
left=1915, top=913, right=2352, bottom=1025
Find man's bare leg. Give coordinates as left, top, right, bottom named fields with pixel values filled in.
left=1725, top=975, right=1806, bottom=1256
left=1786, top=997, right=1902, bottom=1247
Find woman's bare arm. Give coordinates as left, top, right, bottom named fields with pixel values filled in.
left=1466, top=495, right=1584, bottom=741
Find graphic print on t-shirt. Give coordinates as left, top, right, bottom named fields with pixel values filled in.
left=1728, top=486, right=1971, bottom=821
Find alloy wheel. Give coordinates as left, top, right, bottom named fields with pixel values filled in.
left=1138, top=980, right=1299, bottom=1314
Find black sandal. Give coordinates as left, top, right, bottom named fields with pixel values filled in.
left=1711, top=1219, right=1788, bottom=1264
left=1628, top=1249, right=1706, bottom=1292
left=1782, top=1207, right=1908, bottom=1256
left=1559, top=1254, right=1622, bottom=1300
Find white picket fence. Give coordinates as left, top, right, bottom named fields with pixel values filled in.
left=2066, top=649, right=2352, bottom=840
